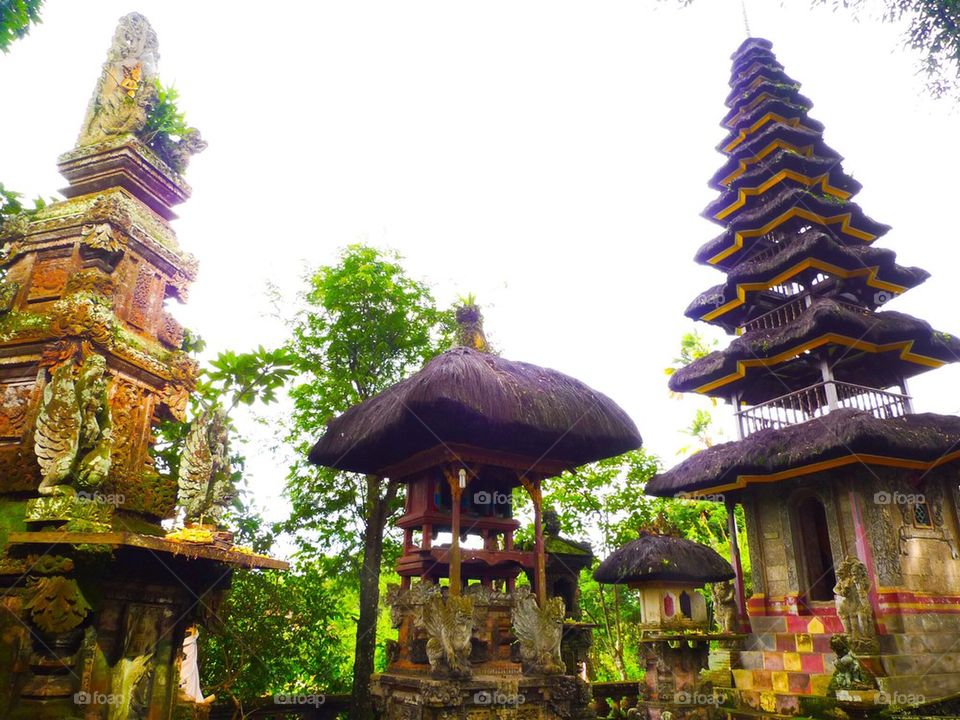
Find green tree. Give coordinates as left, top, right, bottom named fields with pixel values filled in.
left=281, top=244, right=454, bottom=720
left=0, top=0, right=43, bottom=53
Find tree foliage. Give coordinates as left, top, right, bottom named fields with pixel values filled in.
left=0, top=0, right=42, bottom=53
left=280, top=244, right=454, bottom=719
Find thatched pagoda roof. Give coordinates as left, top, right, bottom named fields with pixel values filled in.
left=721, top=82, right=810, bottom=127
left=670, top=297, right=960, bottom=401
left=703, top=151, right=862, bottom=222
left=709, top=123, right=841, bottom=191
left=646, top=409, right=960, bottom=497
left=685, top=232, right=929, bottom=328
left=694, top=186, right=890, bottom=268
left=717, top=101, right=824, bottom=154
left=594, top=533, right=734, bottom=585
left=308, top=347, right=642, bottom=477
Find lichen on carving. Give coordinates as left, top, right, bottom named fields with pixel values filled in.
left=416, top=594, right=475, bottom=679
left=177, top=405, right=234, bottom=525
left=34, top=353, right=113, bottom=495
left=512, top=588, right=565, bottom=675
left=23, top=575, right=92, bottom=633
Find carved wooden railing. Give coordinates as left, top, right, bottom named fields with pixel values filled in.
left=737, top=381, right=911, bottom=437
left=206, top=695, right=350, bottom=720
left=741, top=294, right=808, bottom=333
left=591, top=681, right=642, bottom=718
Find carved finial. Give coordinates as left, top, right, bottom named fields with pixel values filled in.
left=455, top=295, right=489, bottom=352
left=77, top=13, right=160, bottom=147
left=75, top=13, right=206, bottom=175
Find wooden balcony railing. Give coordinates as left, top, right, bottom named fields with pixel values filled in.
left=736, top=381, right=912, bottom=437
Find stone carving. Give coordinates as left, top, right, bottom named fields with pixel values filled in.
left=0, top=383, right=33, bottom=440
left=23, top=575, right=92, bottom=633
left=80, top=223, right=125, bottom=270
left=711, top=580, right=738, bottom=633
left=416, top=594, right=475, bottom=678
left=828, top=635, right=877, bottom=695
left=177, top=406, right=234, bottom=525
left=34, top=354, right=113, bottom=495
left=512, top=589, right=565, bottom=675
left=833, top=557, right=877, bottom=653
left=0, top=279, right=19, bottom=313
left=149, top=127, right=208, bottom=175
left=77, top=13, right=160, bottom=146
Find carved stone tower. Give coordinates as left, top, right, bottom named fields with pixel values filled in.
left=0, top=14, right=282, bottom=719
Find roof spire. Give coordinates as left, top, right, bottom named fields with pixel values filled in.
left=454, top=294, right=489, bottom=352
left=740, top=0, right=751, bottom=36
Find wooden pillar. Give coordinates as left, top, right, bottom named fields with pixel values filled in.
left=446, top=468, right=465, bottom=597
left=820, top=357, right=839, bottom=410
left=521, top=474, right=547, bottom=605
left=725, top=496, right=749, bottom=630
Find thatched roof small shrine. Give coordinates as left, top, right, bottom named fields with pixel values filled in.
left=593, top=533, right=734, bottom=585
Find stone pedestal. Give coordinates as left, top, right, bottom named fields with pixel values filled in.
left=376, top=583, right=593, bottom=720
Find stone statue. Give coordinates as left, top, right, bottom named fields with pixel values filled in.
left=77, top=13, right=160, bottom=146
left=416, top=594, right=475, bottom=678
left=177, top=406, right=234, bottom=526
left=712, top=580, right=738, bottom=633
left=512, top=589, right=565, bottom=675
left=828, top=634, right=877, bottom=695
left=833, top=557, right=877, bottom=652
left=35, top=354, right=113, bottom=495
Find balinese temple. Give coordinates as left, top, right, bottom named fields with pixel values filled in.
left=0, top=14, right=283, bottom=719
left=309, top=314, right=642, bottom=719
left=646, top=37, right=960, bottom=714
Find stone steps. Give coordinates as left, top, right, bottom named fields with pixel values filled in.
left=877, top=672, right=960, bottom=703
left=878, top=631, right=960, bottom=655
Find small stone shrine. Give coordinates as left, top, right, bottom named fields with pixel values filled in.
left=594, top=532, right=739, bottom=720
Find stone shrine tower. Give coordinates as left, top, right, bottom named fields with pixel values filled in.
left=0, top=14, right=283, bottom=720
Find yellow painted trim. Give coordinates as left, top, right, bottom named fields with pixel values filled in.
left=719, top=140, right=814, bottom=188
left=876, top=587, right=960, bottom=596
left=680, top=448, right=960, bottom=497
left=725, top=91, right=777, bottom=128
left=879, top=602, right=960, bottom=611
left=707, top=206, right=879, bottom=266
left=723, top=113, right=810, bottom=154
left=714, top=169, right=852, bottom=221
left=700, top=259, right=906, bottom=322
left=692, top=332, right=944, bottom=395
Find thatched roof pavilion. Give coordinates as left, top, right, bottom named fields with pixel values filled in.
left=309, top=345, right=642, bottom=478
left=594, top=532, right=734, bottom=585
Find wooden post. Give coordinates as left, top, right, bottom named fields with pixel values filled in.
left=446, top=468, right=464, bottom=597
left=725, top=496, right=749, bottom=630
left=521, top=474, right=547, bottom=606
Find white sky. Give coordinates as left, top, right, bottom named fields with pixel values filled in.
left=3, top=1, right=960, bottom=541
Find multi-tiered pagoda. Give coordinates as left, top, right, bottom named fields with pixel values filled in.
left=647, top=38, right=960, bottom=714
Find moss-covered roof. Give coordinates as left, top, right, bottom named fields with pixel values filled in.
left=309, top=347, right=642, bottom=476
left=646, top=409, right=960, bottom=497
left=594, top=532, right=734, bottom=585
